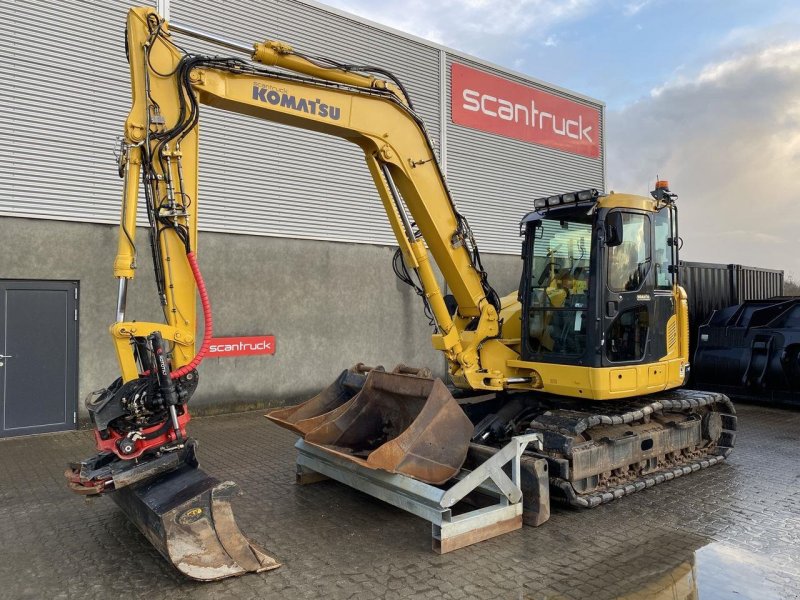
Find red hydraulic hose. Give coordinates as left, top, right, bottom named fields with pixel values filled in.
left=170, top=251, right=212, bottom=379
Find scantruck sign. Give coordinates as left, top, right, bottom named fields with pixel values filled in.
left=208, top=335, right=276, bottom=357
left=451, top=63, right=600, bottom=158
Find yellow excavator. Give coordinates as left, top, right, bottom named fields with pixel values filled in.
left=67, top=6, right=736, bottom=581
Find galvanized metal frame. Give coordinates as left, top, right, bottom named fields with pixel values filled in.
left=294, top=433, right=542, bottom=553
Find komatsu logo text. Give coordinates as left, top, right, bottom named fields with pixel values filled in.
left=253, top=84, right=341, bottom=120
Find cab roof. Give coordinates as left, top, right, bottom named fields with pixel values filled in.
left=520, top=191, right=658, bottom=230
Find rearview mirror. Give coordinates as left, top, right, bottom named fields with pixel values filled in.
left=605, top=212, right=623, bottom=247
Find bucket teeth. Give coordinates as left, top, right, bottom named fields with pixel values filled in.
left=268, top=365, right=473, bottom=485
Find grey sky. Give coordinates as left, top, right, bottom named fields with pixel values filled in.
left=609, top=40, right=800, bottom=279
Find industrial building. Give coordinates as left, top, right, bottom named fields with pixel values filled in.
left=0, top=0, right=605, bottom=436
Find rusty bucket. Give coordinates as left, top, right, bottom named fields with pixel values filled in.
left=302, top=368, right=473, bottom=485
left=110, top=464, right=280, bottom=581
left=266, top=364, right=380, bottom=435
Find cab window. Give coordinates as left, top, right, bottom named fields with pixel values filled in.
left=607, top=213, right=651, bottom=292
left=526, top=214, right=592, bottom=357
left=653, top=207, right=673, bottom=290
left=607, top=305, right=649, bottom=362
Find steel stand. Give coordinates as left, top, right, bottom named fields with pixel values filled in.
left=295, top=433, right=543, bottom=553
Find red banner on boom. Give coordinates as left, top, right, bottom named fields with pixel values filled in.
left=451, top=63, right=600, bottom=158
left=207, top=335, right=276, bottom=357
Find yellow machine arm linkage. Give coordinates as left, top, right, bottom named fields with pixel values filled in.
left=114, top=7, right=515, bottom=391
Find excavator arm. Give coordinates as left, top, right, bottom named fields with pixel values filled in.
left=114, top=7, right=510, bottom=397
left=67, top=7, right=512, bottom=580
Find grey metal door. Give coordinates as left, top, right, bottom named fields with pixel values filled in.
left=0, top=280, right=78, bottom=437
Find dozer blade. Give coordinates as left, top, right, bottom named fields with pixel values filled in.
left=266, top=363, right=380, bottom=435
left=111, top=463, right=280, bottom=581
left=301, top=368, right=473, bottom=485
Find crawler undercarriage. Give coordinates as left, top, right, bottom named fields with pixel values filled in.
left=464, top=389, right=737, bottom=508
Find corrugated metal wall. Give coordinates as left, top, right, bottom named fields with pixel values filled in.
left=168, top=0, right=443, bottom=244
left=1, top=0, right=604, bottom=254
left=681, top=261, right=784, bottom=322
left=733, top=264, right=785, bottom=302
left=0, top=1, right=138, bottom=224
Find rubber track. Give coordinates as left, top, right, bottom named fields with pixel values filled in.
left=545, top=389, right=737, bottom=509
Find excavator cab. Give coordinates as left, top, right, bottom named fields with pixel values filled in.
left=518, top=186, right=685, bottom=397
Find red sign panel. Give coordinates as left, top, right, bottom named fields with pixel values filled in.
left=451, top=62, right=600, bottom=158
left=207, top=335, right=276, bottom=357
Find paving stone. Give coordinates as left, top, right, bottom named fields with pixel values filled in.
left=0, top=404, right=798, bottom=598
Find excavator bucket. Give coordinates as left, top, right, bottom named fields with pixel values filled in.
left=299, top=367, right=474, bottom=485
left=266, top=363, right=380, bottom=435
left=109, top=464, right=280, bottom=581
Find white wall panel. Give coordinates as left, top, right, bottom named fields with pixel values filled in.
left=0, top=0, right=603, bottom=255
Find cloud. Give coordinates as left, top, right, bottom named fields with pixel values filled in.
left=650, top=41, right=800, bottom=95
left=608, top=40, right=800, bottom=279
left=323, top=0, right=593, bottom=57
left=622, top=1, right=651, bottom=17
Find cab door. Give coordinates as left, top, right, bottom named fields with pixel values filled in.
left=651, top=205, right=679, bottom=360
left=602, top=210, right=656, bottom=367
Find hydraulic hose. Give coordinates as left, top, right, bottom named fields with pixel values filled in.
left=170, top=251, right=212, bottom=379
